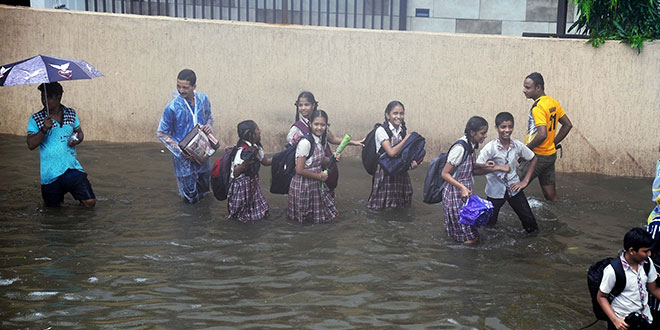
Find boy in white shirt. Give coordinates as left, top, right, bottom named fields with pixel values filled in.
left=475, top=112, right=538, bottom=233
left=599, top=228, right=660, bottom=330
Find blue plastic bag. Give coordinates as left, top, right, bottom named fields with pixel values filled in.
left=459, top=195, right=494, bottom=227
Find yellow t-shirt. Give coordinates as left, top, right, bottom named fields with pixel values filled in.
left=525, top=95, right=566, bottom=156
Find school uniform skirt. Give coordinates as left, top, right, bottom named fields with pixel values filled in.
left=441, top=155, right=479, bottom=242
left=367, top=164, right=413, bottom=210
left=227, top=174, right=269, bottom=222
left=287, top=145, right=338, bottom=223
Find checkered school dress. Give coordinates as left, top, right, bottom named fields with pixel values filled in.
left=367, top=134, right=413, bottom=210
left=442, top=151, right=479, bottom=242
left=227, top=146, right=269, bottom=222
left=287, top=139, right=339, bottom=223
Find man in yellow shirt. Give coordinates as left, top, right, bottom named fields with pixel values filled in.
left=521, top=72, right=573, bottom=201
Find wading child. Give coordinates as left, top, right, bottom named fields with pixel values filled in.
left=287, top=110, right=339, bottom=223
left=287, top=91, right=363, bottom=147
left=650, top=143, right=660, bottom=222
left=441, top=116, right=507, bottom=244
left=599, top=228, right=660, bottom=330
left=227, top=120, right=272, bottom=222
left=647, top=143, right=660, bottom=324
left=367, top=101, right=420, bottom=210
left=287, top=92, right=363, bottom=191
left=475, top=112, right=539, bottom=233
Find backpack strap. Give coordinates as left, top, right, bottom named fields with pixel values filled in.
left=292, top=120, right=310, bottom=135
left=610, top=257, right=626, bottom=297
left=456, top=140, right=471, bottom=165
left=377, top=123, right=393, bottom=155
left=304, top=134, right=315, bottom=159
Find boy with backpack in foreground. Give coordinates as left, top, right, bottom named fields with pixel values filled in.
left=598, top=228, right=660, bottom=329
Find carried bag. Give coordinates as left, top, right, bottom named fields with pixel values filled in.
left=362, top=122, right=404, bottom=175
left=377, top=132, right=426, bottom=176
left=423, top=140, right=470, bottom=204
left=458, top=195, right=493, bottom=227
left=178, top=124, right=219, bottom=165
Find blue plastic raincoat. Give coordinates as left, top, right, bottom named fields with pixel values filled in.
left=157, top=91, right=214, bottom=203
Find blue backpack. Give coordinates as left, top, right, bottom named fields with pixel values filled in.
left=361, top=122, right=404, bottom=176
left=270, top=135, right=315, bottom=195
left=423, top=140, right=470, bottom=204
left=377, top=132, right=426, bottom=176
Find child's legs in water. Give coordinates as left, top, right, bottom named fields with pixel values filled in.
left=507, top=190, right=538, bottom=232
left=486, top=196, right=507, bottom=226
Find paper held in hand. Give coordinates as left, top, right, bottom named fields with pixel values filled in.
left=178, top=124, right=219, bottom=165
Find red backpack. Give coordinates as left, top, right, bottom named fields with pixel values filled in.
left=211, top=146, right=237, bottom=201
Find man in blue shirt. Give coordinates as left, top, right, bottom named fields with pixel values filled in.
left=27, top=82, right=96, bottom=207
left=157, top=69, right=215, bottom=203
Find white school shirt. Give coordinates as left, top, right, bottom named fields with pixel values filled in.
left=230, top=141, right=265, bottom=179
left=600, top=257, right=658, bottom=322
left=286, top=117, right=310, bottom=145
left=477, top=138, right=535, bottom=199
left=374, top=122, right=403, bottom=154
left=295, top=134, right=322, bottom=167
left=447, top=136, right=476, bottom=166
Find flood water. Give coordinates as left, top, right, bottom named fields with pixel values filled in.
left=0, top=133, right=655, bottom=329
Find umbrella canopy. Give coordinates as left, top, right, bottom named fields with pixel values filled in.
left=0, top=54, right=103, bottom=87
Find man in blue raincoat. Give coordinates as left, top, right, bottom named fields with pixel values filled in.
left=157, top=69, right=215, bottom=203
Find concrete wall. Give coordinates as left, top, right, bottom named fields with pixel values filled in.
left=0, top=5, right=658, bottom=177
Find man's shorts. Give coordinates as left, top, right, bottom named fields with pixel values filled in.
left=41, top=169, right=96, bottom=207
left=519, top=152, right=556, bottom=186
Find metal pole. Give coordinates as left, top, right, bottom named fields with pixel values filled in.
left=353, top=0, right=356, bottom=27
left=397, top=0, right=406, bottom=30
left=556, top=0, right=567, bottom=37
left=388, top=0, right=392, bottom=29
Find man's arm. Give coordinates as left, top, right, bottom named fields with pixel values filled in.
left=597, top=290, right=627, bottom=329
left=27, top=130, right=47, bottom=150
left=526, top=125, right=547, bottom=151
left=553, top=114, right=573, bottom=145
left=27, top=116, right=54, bottom=150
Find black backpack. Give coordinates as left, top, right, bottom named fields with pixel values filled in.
left=423, top=140, right=470, bottom=204
left=211, top=146, right=238, bottom=201
left=270, top=135, right=315, bottom=194
left=586, top=256, right=651, bottom=321
left=362, top=123, right=404, bottom=176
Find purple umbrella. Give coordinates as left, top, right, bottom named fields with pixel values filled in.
left=0, top=54, right=103, bottom=114
left=0, top=54, right=103, bottom=86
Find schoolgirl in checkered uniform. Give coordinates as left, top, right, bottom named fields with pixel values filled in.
left=287, top=110, right=340, bottom=223
left=367, top=101, right=420, bottom=210
left=440, top=116, right=491, bottom=244
left=227, top=120, right=272, bottom=222
left=287, top=92, right=364, bottom=193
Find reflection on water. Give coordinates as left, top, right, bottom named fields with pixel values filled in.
left=0, top=134, right=654, bottom=329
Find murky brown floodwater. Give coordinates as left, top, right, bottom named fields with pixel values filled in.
left=0, top=133, right=655, bottom=329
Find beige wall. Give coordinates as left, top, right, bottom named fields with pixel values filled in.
left=1, top=5, right=658, bottom=177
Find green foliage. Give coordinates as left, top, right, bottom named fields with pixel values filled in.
left=569, top=0, right=660, bottom=53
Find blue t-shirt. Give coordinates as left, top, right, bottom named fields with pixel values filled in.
left=27, top=107, right=84, bottom=184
